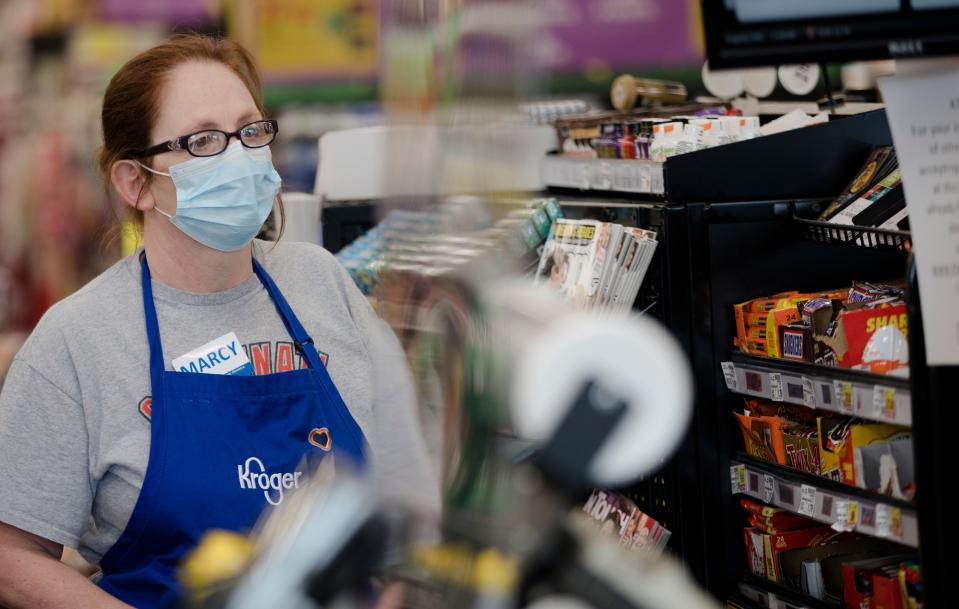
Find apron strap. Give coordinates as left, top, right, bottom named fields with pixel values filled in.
left=140, top=254, right=324, bottom=374
left=140, top=255, right=167, bottom=390
left=252, top=258, right=324, bottom=370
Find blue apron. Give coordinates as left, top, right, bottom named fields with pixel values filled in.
left=98, top=255, right=367, bottom=608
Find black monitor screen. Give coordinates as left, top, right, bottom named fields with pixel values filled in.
left=703, top=0, right=959, bottom=68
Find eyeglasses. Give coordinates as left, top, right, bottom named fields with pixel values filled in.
left=131, top=119, right=279, bottom=158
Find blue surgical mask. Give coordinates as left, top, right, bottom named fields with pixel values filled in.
left=137, top=141, right=282, bottom=252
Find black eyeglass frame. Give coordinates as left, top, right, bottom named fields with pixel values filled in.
left=130, top=119, right=279, bottom=159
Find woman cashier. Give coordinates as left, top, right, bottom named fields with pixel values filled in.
left=0, top=34, right=436, bottom=609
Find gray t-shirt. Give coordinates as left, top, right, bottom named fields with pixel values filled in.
left=0, top=240, right=438, bottom=564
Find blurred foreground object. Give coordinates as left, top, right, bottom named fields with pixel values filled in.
left=178, top=272, right=714, bottom=609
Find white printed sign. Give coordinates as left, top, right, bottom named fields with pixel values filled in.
left=802, top=377, right=816, bottom=408
left=880, top=70, right=959, bottom=365
left=721, top=362, right=738, bottom=391
left=799, top=484, right=817, bottom=517
left=763, top=475, right=775, bottom=504
left=769, top=372, right=784, bottom=401
left=731, top=464, right=746, bottom=494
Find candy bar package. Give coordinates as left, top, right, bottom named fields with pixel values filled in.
left=737, top=400, right=822, bottom=474
left=818, top=301, right=909, bottom=376
left=818, top=416, right=854, bottom=482
left=840, top=423, right=912, bottom=494
left=732, top=282, right=907, bottom=377
left=779, top=538, right=906, bottom=602
left=778, top=323, right=813, bottom=362
left=735, top=411, right=783, bottom=463
left=848, top=281, right=905, bottom=304
left=740, top=499, right=814, bottom=534
left=842, top=555, right=920, bottom=609
left=744, top=525, right=843, bottom=583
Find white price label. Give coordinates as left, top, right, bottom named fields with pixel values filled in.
left=651, top=169, right=665, bottom=194
left=799, top=484, right=817, bottom=517
left=876, top=503, right=892, bottom=538
left=846, top=500, right=860, bottom=529
left=721, top=362, right=738, bottom=391
left=873, top=385, right=897, bottom=421
left=640, top=167, right=652, bottom=193
left=731, top=464, right=746, bottom=494
left=763, top=474, right=775, bottom=504
left=597, top=163, right=612, bottom=190
left=832, top=499, right=849, bottom=532
left=891, top=507, right=903, bottom=539
left=802, top=377, right=816, bottom=408
left=577, top=163, right=591, bottom=190
left=616, top=165, right=631, bottom=190
left=769, top=372, right=784, bottom=401
left=835, top=380, right=854, bottom=414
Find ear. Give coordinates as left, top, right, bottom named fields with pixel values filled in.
left=110, top=160, right=155, bottom=212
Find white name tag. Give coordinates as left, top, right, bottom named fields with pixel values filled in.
left=172, top=332, right=253, bottom=376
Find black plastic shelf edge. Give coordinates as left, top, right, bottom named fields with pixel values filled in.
left=730, top=352, right=911, bottom=391
left=741, top=574, right=837, bottom=609
left=736, top=454, right=916, bottom=512
left=727, top=594, right=762, bottom=609
left=792, top=214, right=912, bottom=253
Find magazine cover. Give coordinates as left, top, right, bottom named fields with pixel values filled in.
left=626, top=511, right=657, bottom=550
left=609, top=234, right=646, bottom=310
left=601, top=232, right=636, bottom=309
left=581, top=222, right=613, bottom=306
left=618, top=229, right=659, bottom=311
left=582, top=488, right=639, bottom=539
left=535, top=221, right=564, bottom=286
left=592, top=224, right=626, bottom=308
left=581, top=489, right=671, bottom=554
left=649, top=521, right=672, bottom=551
left=535, top=219, right=604, bottom=305
left=535, top=220, right=659, bottom=312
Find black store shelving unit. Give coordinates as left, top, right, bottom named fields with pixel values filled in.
left=685, top=197, right=959, bottom=609
left=320, top=109, right=949, bottom=607
left=684, top=195, right=928, bottom=602
left=543, top=110, right=946, bottom=607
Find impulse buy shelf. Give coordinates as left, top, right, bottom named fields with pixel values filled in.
left=730, top=458, right=919, bottom=548
left=541, top=109, right=892, bottom=203
left=720, top=353, right=912, bottom=427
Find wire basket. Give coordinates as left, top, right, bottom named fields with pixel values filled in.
left=793, top=214, right=911, bottom=252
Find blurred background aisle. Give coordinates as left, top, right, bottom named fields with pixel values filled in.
left=0, top=0, right=705, bottom=365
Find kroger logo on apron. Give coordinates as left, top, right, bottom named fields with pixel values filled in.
left=237, top=456, right=303, bottom=505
